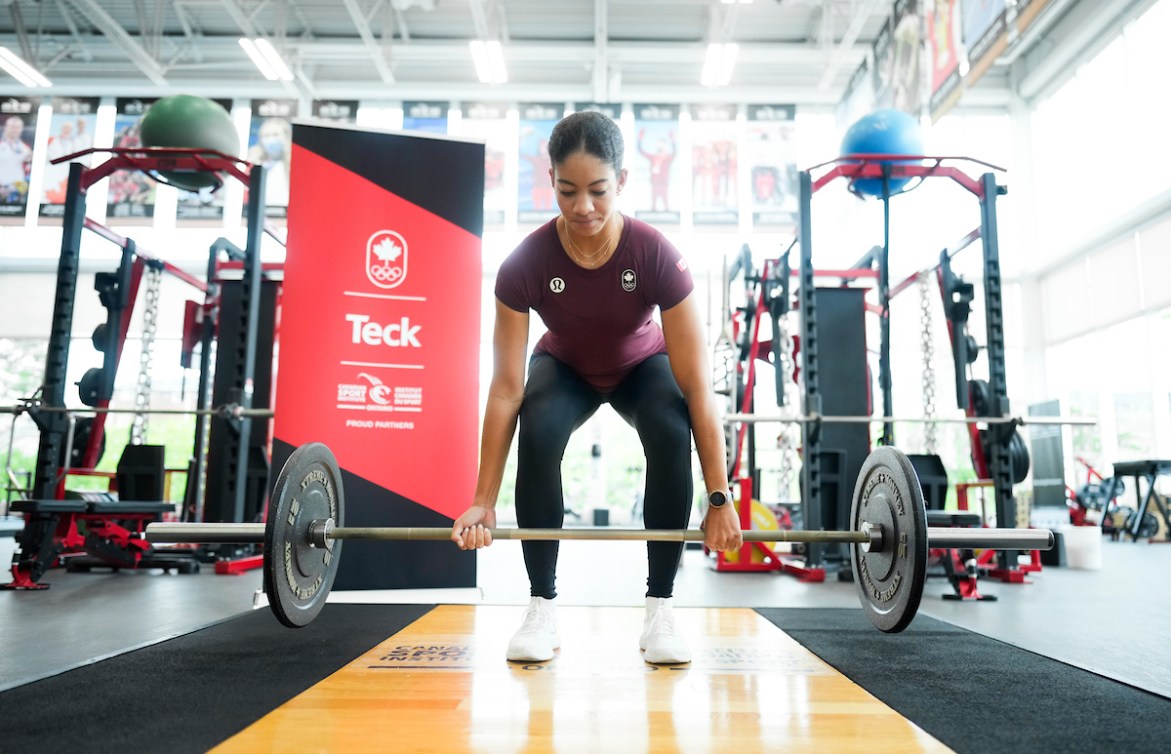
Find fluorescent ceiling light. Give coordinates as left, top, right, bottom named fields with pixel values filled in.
left=469, top=40, right=490, bottom=83
left=0, top=46, right=52, bottom=88
left=469, top=39, right=508, bottom=84
left=254, top=38, right=295, bottom=81
left=239, top=37, right=294, bottom=81
left=701, top=43, right=739, bottom=87
left=486, top=41, right=508, bottom=84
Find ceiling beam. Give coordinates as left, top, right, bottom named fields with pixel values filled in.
left=817, top=0, right=886, bottom=90
left=9, top=0, right=35, bottom=63
left=292, top=39, right=866, bottom=67
left=65, top=0, right=169, bottom=85
left=592, top=0, right=607, bottom=101
left=390, top=0, right=412, bottom=42
left=719, top=1, right=741, bottom=40
left=468, top=0, right=491, bottom=39
left=0, top=33, right=872, bottom=73
left=342, top=0, right=395, bottom=83
left=13, top=76, right=863, bottom=106
left=218, top=0, right=304, bottom=98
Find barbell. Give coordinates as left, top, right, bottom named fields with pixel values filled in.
left=1, top=402, right=274, bottom=418
left=724, top=412, right=1097, bottom=426
left=144, top=442, right=1054, bottom=634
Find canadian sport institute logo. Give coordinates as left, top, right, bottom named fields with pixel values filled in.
left=366, top=230, right=408, bottom=289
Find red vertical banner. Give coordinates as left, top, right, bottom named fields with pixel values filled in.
left=928, top=0, right=964, bottom=122
left=278, top=122, right=484, bottom=589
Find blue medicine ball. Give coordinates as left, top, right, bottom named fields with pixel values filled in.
left=840, top=109, right=924, bottom=197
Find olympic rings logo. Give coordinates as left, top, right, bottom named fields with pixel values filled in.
left=369, top=265, right=404, bottom=282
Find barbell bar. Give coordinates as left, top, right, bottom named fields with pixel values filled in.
left=725, top=412, right=1097, bottom=426
left=143, top=442, right=1055, bottom=635
left=0, top=403, right=275, bottom=418
left=4, top=404, right=1094, bottom=426
left=145, top=520, right=1052, bottom=552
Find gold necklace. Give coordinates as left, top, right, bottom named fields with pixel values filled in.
left=561, top=217, right=620, bottom=266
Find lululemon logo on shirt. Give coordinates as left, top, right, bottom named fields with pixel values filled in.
left=550, top=277, right=566, bottom=293
left=621, top=269, right=637, bottom=292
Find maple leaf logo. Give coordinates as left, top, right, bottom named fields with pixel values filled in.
left=373, top=237, right=402, bottom=264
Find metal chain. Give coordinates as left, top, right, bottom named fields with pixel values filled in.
left=774, top=312, right=798, bottom=501
left=918, top=273, right=938, bottom=455
left=777, top=313, right=797, bottom=409
left=131, top=265, right=163, bottom=445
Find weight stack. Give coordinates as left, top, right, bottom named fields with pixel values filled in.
left=814, top=288, right=871, bottom=563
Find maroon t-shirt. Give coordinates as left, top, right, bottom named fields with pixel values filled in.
left=496, top=215, right=694, bottom=392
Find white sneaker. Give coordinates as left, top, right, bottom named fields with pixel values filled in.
left=640, top=596, right=692, bottom=664
left=506, top=596, right=560, bottom=662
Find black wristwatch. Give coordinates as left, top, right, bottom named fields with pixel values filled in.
left=707, top=489, right=730, bottom=508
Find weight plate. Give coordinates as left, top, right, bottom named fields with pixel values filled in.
left=849, top=446, right=927, bottom=633
left=1125, top=510, right=1159, bottom=539
left=265, top=442, right=344, bottom=628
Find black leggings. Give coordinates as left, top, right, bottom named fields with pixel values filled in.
left=515, top=353, right=694, bottom=600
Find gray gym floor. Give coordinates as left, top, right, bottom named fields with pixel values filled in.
left=2, top=531, right=1168, bottom=700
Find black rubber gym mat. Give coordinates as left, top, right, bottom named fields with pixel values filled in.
left=758, top=607, right=1171, bottom=754
left=0, top=604, right=434, bottom=753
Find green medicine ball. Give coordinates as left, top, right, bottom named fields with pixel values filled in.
left=139, top=95, right=241, bottom=191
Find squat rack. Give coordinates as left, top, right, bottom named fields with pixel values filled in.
left=796, top=155, right=1019, bottom=571
left=6, top=147, right=271, bottom=589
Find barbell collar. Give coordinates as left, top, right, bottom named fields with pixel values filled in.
left=147, top=522, right=266, bottom=543
left=925, top=527, right=1054, bottom=550
left=309, top=518, right=334, bottom=549
left=859, top=521, right=882, bottom=553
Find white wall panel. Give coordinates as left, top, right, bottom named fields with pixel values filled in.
left=1040, top=258, right=1089, bottom=343
left=1086, top=234, right=1141, bottom=323
left=1138, top=214, right=1171, bottom=311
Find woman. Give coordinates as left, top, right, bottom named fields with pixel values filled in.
left=450, top=111, right=742, bottom=665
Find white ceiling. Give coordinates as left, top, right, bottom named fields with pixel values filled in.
left=0, top=0, right=997, bottom=105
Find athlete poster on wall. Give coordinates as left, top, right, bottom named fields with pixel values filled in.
left=689, top=104, right=739, bottom=226
left=745, top=105, right=798, bottom=229
left=928, top=0, right=964, bottom=122
left=516, top=102, right=560, bottom=226
left=458, top=101, right=510, bottom=227
left=175, top=97, right=233, bottom=223
left=279, top=121, right=484, bottom=589
left=631, top=104, right=682, bottom=226
left=873, top=0, right=925, bottom=115
left=107, top=98, right=158, bottom=221
left=571, top=102, right=620, bottom=120
left=311, top=99, right=359, bottom=124
left=871, top=15, right=895, bottom=109
left=247, top=98, right=297, bottom=218
left=962, top=0, right=1007, bottom=82
left=0, top=97, right=39, bottom=222
left=402, top=101, right=448, bottom=134
left=39, top=97, right=99, bottom=218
